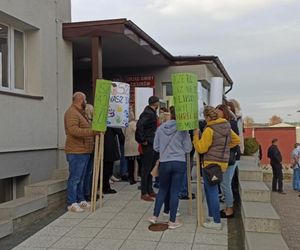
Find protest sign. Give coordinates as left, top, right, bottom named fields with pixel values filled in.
left=171, top=73, right=198, bottom=131
left=92, top=79, right=111, bottom=132
left=107, top=82, right=130, bottom=128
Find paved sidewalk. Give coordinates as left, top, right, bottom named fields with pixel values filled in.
left=12, top=182, right=228, bottom=250
left=266, top=182, right=300, bottom=250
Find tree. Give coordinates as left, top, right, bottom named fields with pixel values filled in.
left=269, top=115, right=283, bottom=126
left=244, top=116, right=254, bottom=128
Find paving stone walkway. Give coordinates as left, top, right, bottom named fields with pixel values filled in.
left=12, top=182, right=228, bottom=250
left=266, top=181, right=300, bottom=250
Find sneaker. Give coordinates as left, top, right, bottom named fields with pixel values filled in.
left=163, top=211, right=181, bottom=217
left=68, top=203, right=84, bottom=213
left=79, top=201, right=91, bottom=208
left=141, top=194, right=154, bottom=202
left=168, top=220, right=183, bottom=229
left=278, top=191, right=287, bottom=195
left=79, top=201, right=91, bottom=209
left=109, top=179, right=114, bottom=184
left=206, top=216, right=213, bottom=222
left=110, top=176, right=120, bottom=182
left=148, top=216, right=157, bottom=224
left=203, top=221, right=222, bottom=230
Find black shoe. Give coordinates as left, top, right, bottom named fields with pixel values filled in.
left=179, top=193, right=195, bottom=200
left=121, top=175, right=129, bottom=181
left=103, top=189, right=117, bottom=194
left=220, top=210, right=234, bottom=218
left=129, top=180, right=137, bottom=185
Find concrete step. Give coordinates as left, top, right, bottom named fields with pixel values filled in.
left=0, top=219, right=13, bottom=239
left=239, top=158, right=263, bottom=182
left=245, top=232, right=288, bottom=250
left=25, top=179, right=67, bottom=196
left=240, top=181, right=271, bottom=202
left=0, top=196, right=47, bottom=219
left=52, top=168, right=69, bottom=180
left=242, top=201, right=280, bottom=233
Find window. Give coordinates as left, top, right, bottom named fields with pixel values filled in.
left=0, top=23, right=25, bottom=92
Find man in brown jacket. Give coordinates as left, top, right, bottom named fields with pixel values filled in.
left=64, top=92, right=95, bottom=212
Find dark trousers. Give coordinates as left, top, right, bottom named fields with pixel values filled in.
left=103, top=161, right=114, bottom=192
left=127, top=157, right=135, bottom=181
left=271, top=163, right=283, bottom=192
left=141, top=145, right=156, bottom=195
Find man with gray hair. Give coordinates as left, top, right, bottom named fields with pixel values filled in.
left=64, top=92, right=96, bottom=212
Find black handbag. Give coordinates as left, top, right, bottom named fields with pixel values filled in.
left=203, top=163, right=223, bottom=185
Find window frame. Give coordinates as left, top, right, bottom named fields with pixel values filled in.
left=0, top=22, right=26, bottom=93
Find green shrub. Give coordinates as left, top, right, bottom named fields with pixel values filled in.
left=244, top=138, right=259, bottom=156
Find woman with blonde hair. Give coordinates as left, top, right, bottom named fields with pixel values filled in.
left=193, top=106, right=240, bottom=230
left=124, top=111, right=139, bottom=185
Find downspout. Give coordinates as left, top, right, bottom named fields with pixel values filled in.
left=55, top=0, right=60, bottom=169
left=225, top=83, right=233, bottom=94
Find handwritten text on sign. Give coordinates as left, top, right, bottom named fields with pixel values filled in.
left=92, top=79, right=111, bottom=132
left=172, top=73, right=198, bottom=131
left=107, top=82, right=130, bottom=128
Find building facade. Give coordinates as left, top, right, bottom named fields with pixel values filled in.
left=0, top=0, right=72, bottom=202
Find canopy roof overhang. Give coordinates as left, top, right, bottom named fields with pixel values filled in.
left=63, top=18, right=233, bottom=86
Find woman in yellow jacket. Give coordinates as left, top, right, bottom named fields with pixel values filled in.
left=193, top=106, right=240, bottom=230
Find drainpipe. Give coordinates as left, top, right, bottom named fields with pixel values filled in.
left=225, top=83, right=233, bottom=95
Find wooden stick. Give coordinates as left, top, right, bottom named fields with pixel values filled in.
left=186, top=153, right=193, bottom=215
left=195, top=153, right=204, bottom=227
left=91, top=134, right=100, bottom=212
left=98, top=132, right=105, bottom=208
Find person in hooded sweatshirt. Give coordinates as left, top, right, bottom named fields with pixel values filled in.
left=193, top=106, right=240, bottom=230
left=148, top=106, right=192, bottom=229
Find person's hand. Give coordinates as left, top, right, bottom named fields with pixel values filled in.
left=142, top=141, right=148, bottom=145
left=193, top=128, right=199, bottom=136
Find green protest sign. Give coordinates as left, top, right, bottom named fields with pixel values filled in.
left=171, top=73, right=198, bottom=131
left=92, top=79, right=112, bottom=132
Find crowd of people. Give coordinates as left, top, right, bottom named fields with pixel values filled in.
left=63, top=92, right=244, bottom=230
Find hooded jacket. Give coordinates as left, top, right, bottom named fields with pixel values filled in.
left=193, top=118, right=240, bottom=171
left=153, top=120, right=192, bottom=162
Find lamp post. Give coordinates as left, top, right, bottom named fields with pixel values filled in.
left=297, top=110, right=300, bottom=127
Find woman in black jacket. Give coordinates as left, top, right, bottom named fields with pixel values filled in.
left=103, top=127, right=125, bottom=194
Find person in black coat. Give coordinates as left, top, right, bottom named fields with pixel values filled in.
left=267, top=138, right=286, bottom=194
left=135, top=96, right=159, bottom=202
left=103, top=127, right=125, bottom=194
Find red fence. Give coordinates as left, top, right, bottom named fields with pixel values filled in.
left=244, top=127, right=296, bottom=165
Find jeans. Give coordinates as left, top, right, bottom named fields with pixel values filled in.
left=293, top=167, right=300, bottom=191
left=221, top=163, right=237, bottom=208
left=119, top=144, right=128, bottom=177
left=271, top=163, right=283, bottom=192
left=66, top=154, right=91, bottom=205
left=203, top=170, right=221, bottom=223
left=83, top=154, right=94, bottom=200
left=153, top=161, right=185, bottom=222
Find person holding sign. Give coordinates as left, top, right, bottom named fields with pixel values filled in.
left=193, top=106, right=240, bottom=230
left=149, top=106, right=192, bottom=229
left=64, top=92, right=96, bottom=213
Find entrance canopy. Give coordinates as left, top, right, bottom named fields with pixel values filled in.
left=63, top=18, right=233, bottom=100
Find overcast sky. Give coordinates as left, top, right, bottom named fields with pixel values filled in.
left=72, top=0, right=300, bottom=123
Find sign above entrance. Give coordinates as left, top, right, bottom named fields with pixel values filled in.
left=126, top=75, right=155, bottom=88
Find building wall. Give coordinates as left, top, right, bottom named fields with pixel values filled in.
left=0, top=0, right=72, bottom=186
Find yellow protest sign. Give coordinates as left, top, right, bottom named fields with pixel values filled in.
left=92, top=79, right=111, bottom=132
left=172, top=73, right=198, bottom=131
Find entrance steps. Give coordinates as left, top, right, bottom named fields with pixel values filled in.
left=0, top=169, right=68, bottom=239
left=239, top=157, right=288, bottom=250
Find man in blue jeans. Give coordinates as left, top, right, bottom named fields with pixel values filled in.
left=64, top=92, right=96, bottom=212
